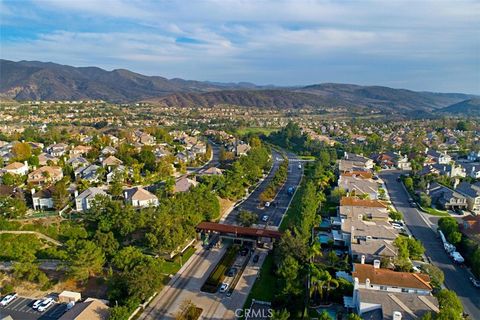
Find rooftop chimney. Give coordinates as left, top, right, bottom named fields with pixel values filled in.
left=361, top=255, right=366, bottom=264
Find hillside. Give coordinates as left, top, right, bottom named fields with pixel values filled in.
left=0, top=59, right=476, bottom=115
left=439, top=98, right=480, bottom=116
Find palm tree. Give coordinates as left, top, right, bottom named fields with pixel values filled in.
left=309, top=266, right=339, bottom=304
left=307, top=242, right=322, bottom=263
left=317, top=270, right=339, bottom=302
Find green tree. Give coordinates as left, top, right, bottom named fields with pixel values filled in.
left=52, top=180, right=69, bottom=210
left=419, top=192, right=432, bottom=207
left=94, top=231, right=119, bottom=259
left=109, top=172, right=124, bottom=199
left=347, top=313, right=362, bottom=320
left=66, top=239, right=105, bottom=282
left=12, top=142, right=32, bottom=161
left=404, top=177, right=414, bottom=192
left=421, top=264, right=444, bottom=288
left=238, top=210, right=258, bottom=227
left=436, top=289, right=463, bottom=315
left=389, top=210, right=403, bottom=221
left=0, top=196, right=27, bottom=218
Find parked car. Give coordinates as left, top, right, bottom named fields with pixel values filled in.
left=219, top=283, right=229, bottom=293
left=32, top=298, right=45, bottom=309
left=253, top=254, right=259, bottom=263
left=265, top=201, right=271, bottom=208
left=1, top=293, right=17, bottom=306
left=240, top=247, right=249, bottom=256
left=262, top=215, right=269, bottom=222
left=298, top=164, right=302, bottom=169
left=470, top=277, right=480, bottom=288
left=227, top=267, right=238, bottom=277
left=37, top=298, right=54, bottom=312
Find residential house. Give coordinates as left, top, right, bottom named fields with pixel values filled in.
left=75, top=187, right=107, bottom=212
left=456, top=182, right=480, bottom=214
left=70, top=145, right=92, bottom=157
left=460, top=215, right=480, bottom=243
left=458, top=162, right=480, bottom=179
left=134, top=130, right=155, bottom=145
left=2, top=161, right=29, bottom=175
left=350, top=239, right=398, bottom=265
left=425, top=149, right=451, bottom=165
left=67, top=156, right=90, bottom=169
left=32, top=187, right=55, bottom=210
left=106, top=165, right=127, bottom=184
left=174, top=176, right=198, bottom=193
left=102, top=155, right=123, bottom=171
left=235, top=143, right=251, bottom=156
left=342, top=152, right=374, bottom=170
left=38, top=153, right=59, bottom=166
left=101, top=146, right=117, bottom=156
left=338, top=174, right=380, bottom=199
left=124, top=187, right=159, bottom=208
left=373, top=152, right=411, bottom=170
left=200, top=167, right=223, bottom=176
left=352, top=263, right=432, bottom=295
left=467, top=150, right=480, bottom=162
left=58, top=298, right=109, bottom=320
left=27, top=166, right=63, bottom=185
left=427, top=182, right=468, bottom=211
left=339, top=197, right=389, bottom=221
left=76, top=164, right=101, bottom=182
left=46, top=143, right=69, bottom=157
left=353, top=289, right=439, bottom=320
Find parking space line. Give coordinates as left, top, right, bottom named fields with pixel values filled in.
left=19, top=300, right=34, bottom=312
left=8, top=297, right=26, bottom=309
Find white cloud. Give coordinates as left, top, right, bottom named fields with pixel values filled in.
left=0, top=0, right=478, bottom=92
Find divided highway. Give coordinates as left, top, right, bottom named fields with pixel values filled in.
left=380, top=171, right=480, bottom=319
left=139, top=149, right=304, bottom=319
left=223, top=149, right=303, bottom=227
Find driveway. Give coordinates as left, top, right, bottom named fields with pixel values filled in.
left=380, top=171, right=480, bottom=319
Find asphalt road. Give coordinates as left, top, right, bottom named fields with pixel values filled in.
left=380, top=171, right=480, bottom=319
left=223, top=149, right=303, bottom=227
left=187, top=140, right=221, bottom=174
left=139, top=149, right=304, bottom=319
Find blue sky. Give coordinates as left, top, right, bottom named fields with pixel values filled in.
left=1, top=0, right=479, bottom=93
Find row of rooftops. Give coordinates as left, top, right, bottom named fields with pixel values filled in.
left=335, top=153, right=439, bottom=319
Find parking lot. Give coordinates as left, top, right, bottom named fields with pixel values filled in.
left=0, top=296, right=67, bottom=320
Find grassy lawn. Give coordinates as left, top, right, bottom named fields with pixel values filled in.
left=245, top=253, right=276, bottom=304
left=420, top=206, right=449, bottom=217
left=237, top=127, right=278, bottom=136
left=160, top=246, right=196, bottom=275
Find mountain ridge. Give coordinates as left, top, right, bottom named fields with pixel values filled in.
left=0, top=59, right=477, bottom=115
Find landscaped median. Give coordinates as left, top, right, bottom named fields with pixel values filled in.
left=201, top=245, right=239, bottom=293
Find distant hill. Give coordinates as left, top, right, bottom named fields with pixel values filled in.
left=0, top=59, right=477, bottom=115
left=0, top=59, right=246, bottom=103
left=439, top=98, right=480, bottom=116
